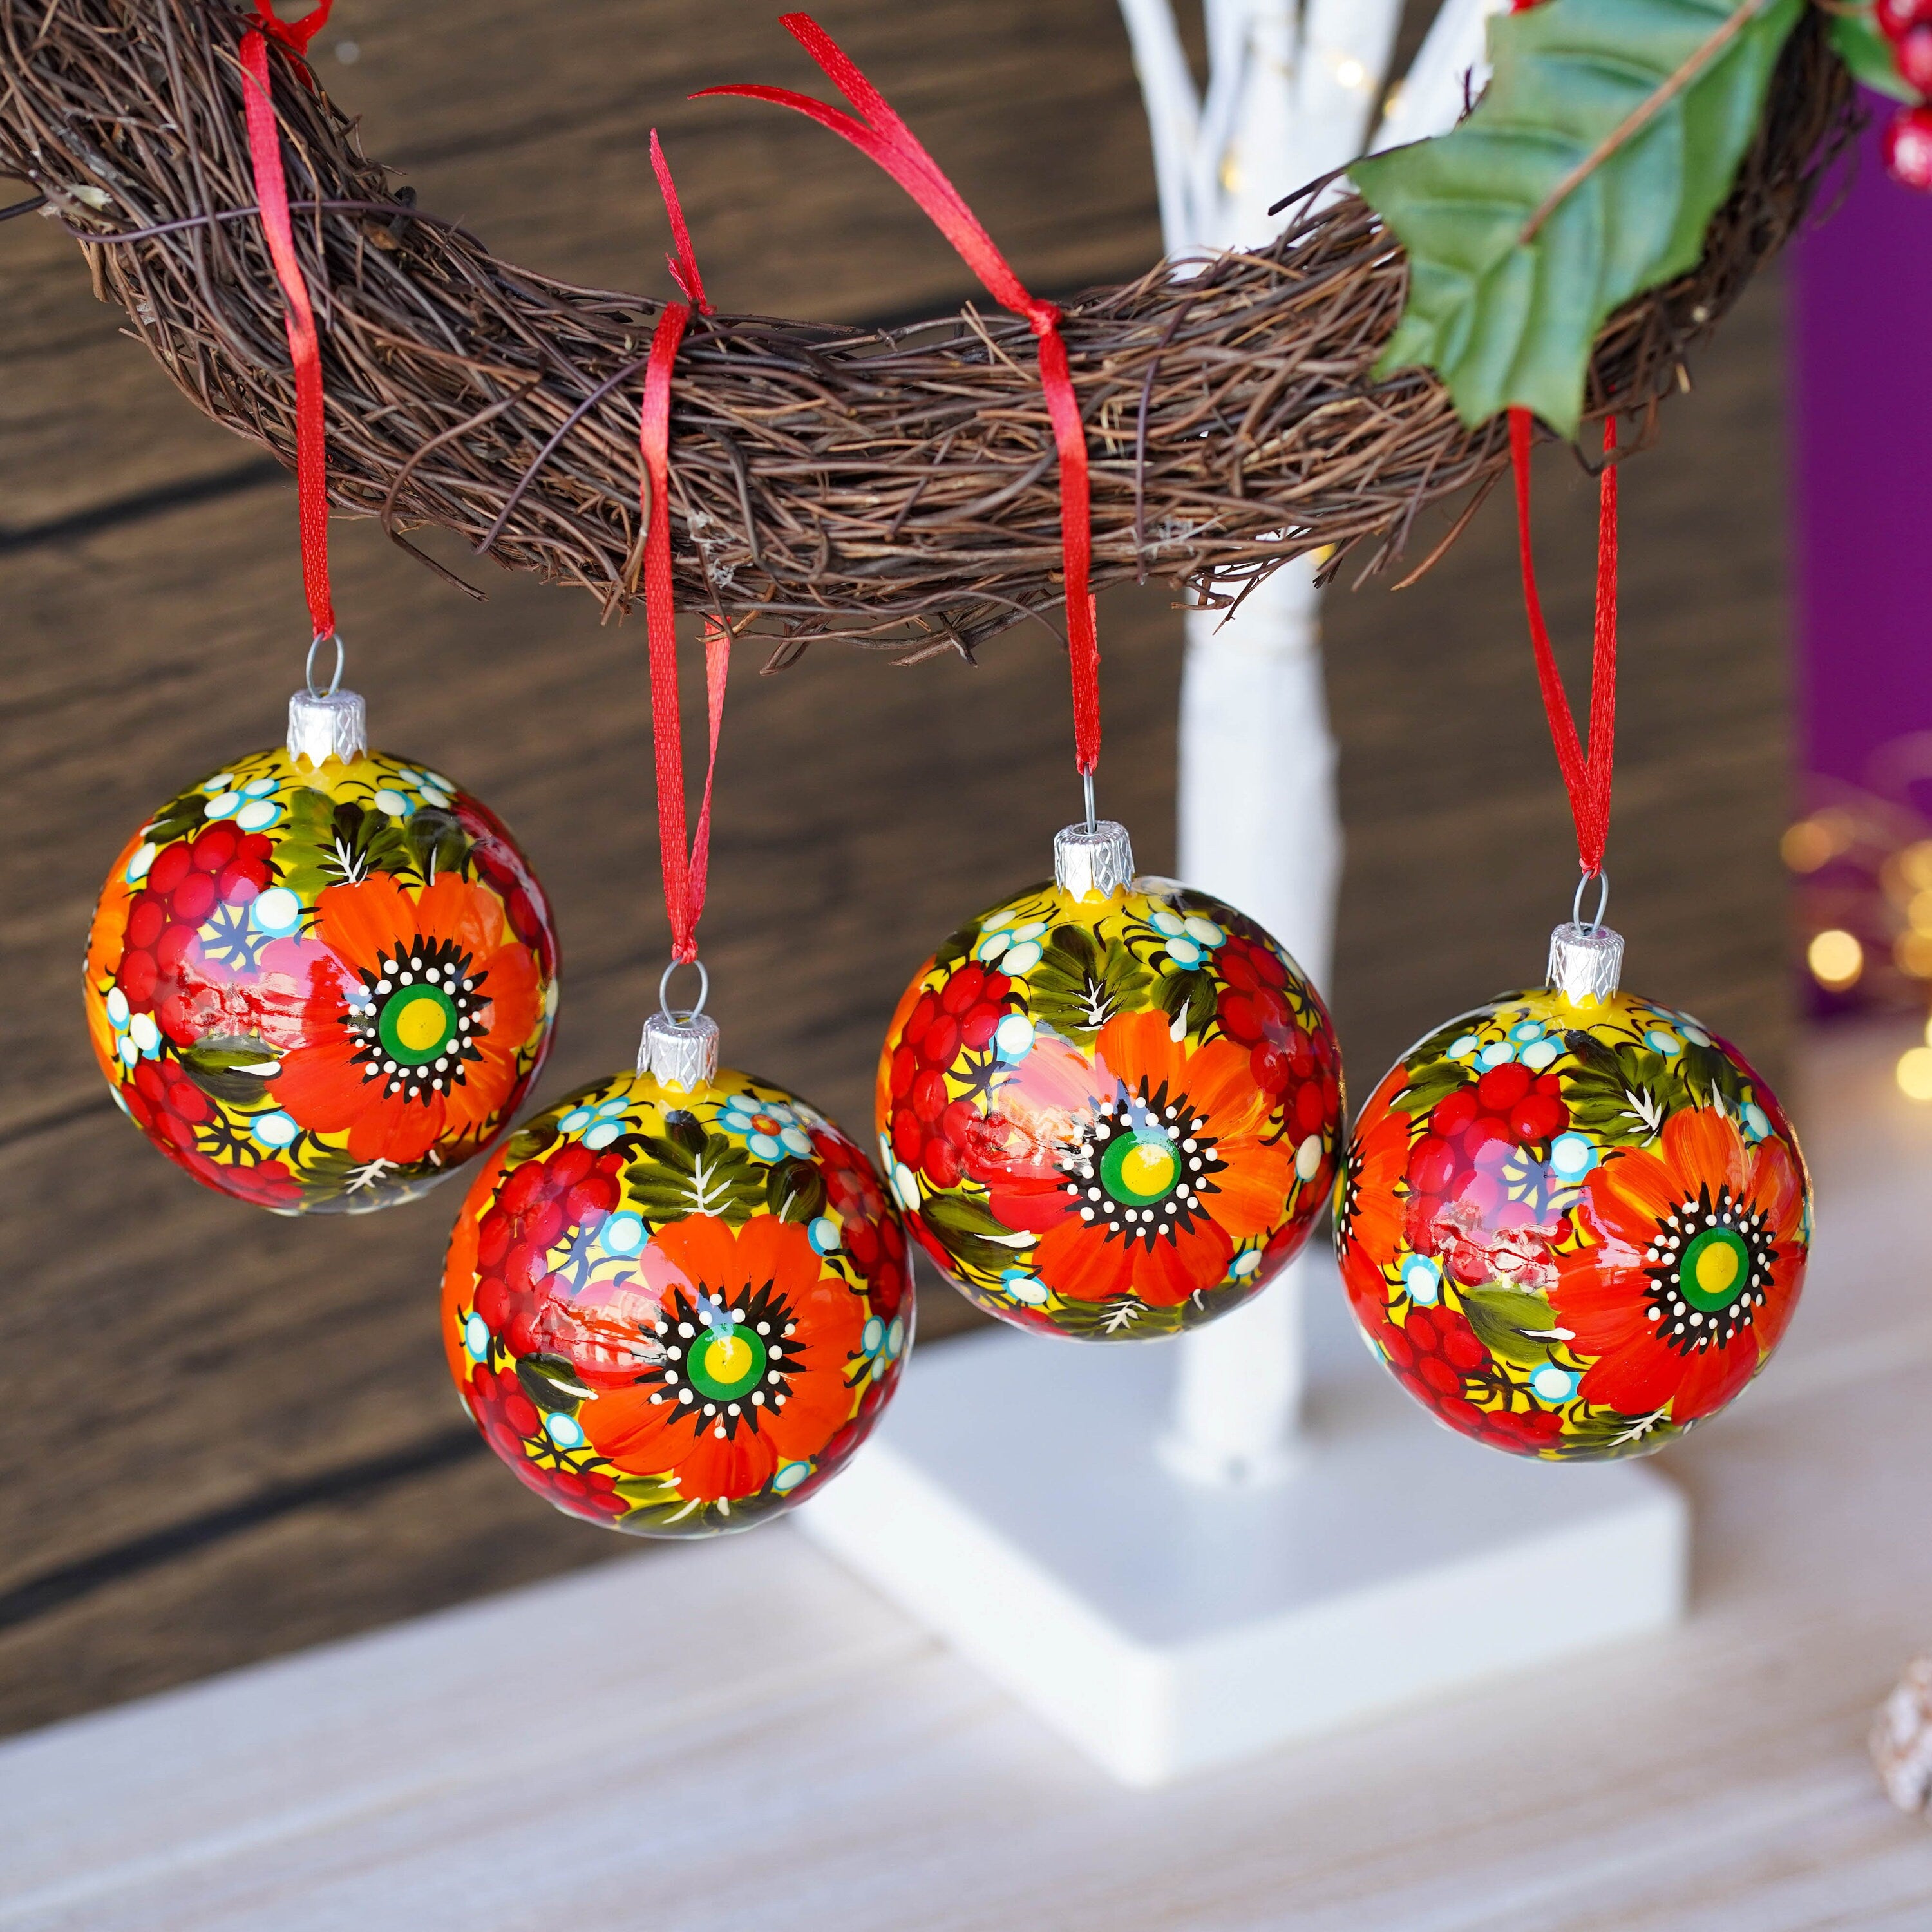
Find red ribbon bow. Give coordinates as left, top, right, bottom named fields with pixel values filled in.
left=1508, top=409, right=1619, bottom=880
left=639, top=133, right=730, bottom=967
left=239, top=1, right=336, bottom=646
left=699, top=13, right=1102, bottom=779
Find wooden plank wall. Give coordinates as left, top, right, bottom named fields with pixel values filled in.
left=0, top=0, right=1797, bottom=1735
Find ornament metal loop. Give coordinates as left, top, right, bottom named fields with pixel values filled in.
left=306, top=630, right=345, bottom=698
left=659, top=954, right=710, bottom=1024
left=1572, top=868, right=1610, bottom=934
left=1081, top=768, right=1097, bottom=833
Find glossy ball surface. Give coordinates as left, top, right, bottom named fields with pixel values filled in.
left=877, top=875, right=1343, bottom=1340
left=84, top=745, right=556, bottom=1212
left=1334, top=986, right=1810, bottom=1460
left=443, top=1064, right=911, bottom=1535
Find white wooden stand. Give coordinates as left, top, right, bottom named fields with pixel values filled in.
left=801, top=1254, right=1687, bottom=1786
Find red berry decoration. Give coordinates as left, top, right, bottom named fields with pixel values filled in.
left=445, top=1014, right=909, bottom=1534
left=1895, top=24, right=1932, bottom=91
left=84, top=685, right=556, bottom=1212
left=1877, top=0, right=1932, bottom=41
left=1335, top=921, right=1809, bottom=1460
left=876, top=820, right=1343, bottom=1340
left=1885, top=106, right=1932, bottom=193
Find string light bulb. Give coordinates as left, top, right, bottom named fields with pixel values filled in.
left=1897, top=1044, right=1932, bottom=1102
left=1808, top=928, right=1864, bottom=991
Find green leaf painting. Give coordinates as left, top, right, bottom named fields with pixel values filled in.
left=1354, top=0, right=1803, bottom=435
left=1397, top=1054, right=1475, bottom=1122
left=274, top=790, right=414, bottom=900
left=176, top=1032, right=283, bottom=1107
left=625, top=1120, right=766, bottom=1226
left=919, top=1188, right=1033, bottom=1276
left=1461, top=1285, right=1564, bottom=1368
left=1562, top=1029, right=1675, bottom=1146
left=767, top=1156, right=828, bottom=1224
left=1028, top=923, right=1153, bottom=1045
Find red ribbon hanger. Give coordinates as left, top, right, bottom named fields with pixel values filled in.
left=699, top=13, right=1103, bottom=786
left=239, top=1, right=337, bottom=649
left=1508, top=408, right=1619, bottom=882
left=639, top=133, right=731, bottom=968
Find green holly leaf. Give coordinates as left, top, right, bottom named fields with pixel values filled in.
left=266, top=787, right=338, bottom=903
left=1827, top=3, right=1920, bottom=101
left=504, top=1110, right=565, bottom=1164
left=281, top=1139, right=442, bottom=1211
left=609, top=1473, right=749, bottom=1537
left=143, top=790, right=213, bottom=849
left=1354, top=0, right=1804, bottom=435
left=334, top=799, right=415, bottom=882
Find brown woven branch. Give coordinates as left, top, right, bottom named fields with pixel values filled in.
left=0, top=0, right=1855, bottom=660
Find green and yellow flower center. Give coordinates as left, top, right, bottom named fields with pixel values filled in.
left=345, top=935, right=489, bottom=1105
left=1640, top=1186, right=1777, bottom=1357
left=1057, top=1088, right=1226, bottom=1244
left=1678, top=1226, right=1748, bottom=1311
left=379, top=983, right=458, bottom=1065
left=687, top=1323, right=769, bottom=1402
left=1102, top=1132, right=1180, bottom=1204
left=638, top=1284, right=802, bottom=1441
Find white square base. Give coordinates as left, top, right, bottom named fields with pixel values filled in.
left=800, top=1261, right=1688, bottom=1786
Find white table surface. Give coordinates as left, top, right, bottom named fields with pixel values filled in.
left=5, top=1020, right=1932, bottom=1932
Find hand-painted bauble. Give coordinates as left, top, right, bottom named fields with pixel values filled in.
left=83, top=686, right=556, bottom=1213
left=877, top=819, right=1343, bottom=1341
left=444, top=1014, right=911, bottom=1535
left=1334, top=920, right=1810, bottom=1460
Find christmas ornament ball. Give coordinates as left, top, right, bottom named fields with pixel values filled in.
left=1334, top=923, right=1809, bottom=1460
left=878, top=820, right=1343, bottom=1341
left=443, top=1016, right=912, bottom=1535
left=84, top=688, right=556, bottom=1213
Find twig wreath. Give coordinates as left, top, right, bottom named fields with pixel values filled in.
left=0, top=1, right=1855, bottom=665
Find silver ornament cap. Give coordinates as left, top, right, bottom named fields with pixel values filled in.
left=638, top=1011, right=721, bottom=1094
left=1546, top=921, right=1625, bottom=1007
left=287, top=687, right=367, bottom=768
left=1054, top=819, right=1134, bottom=902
